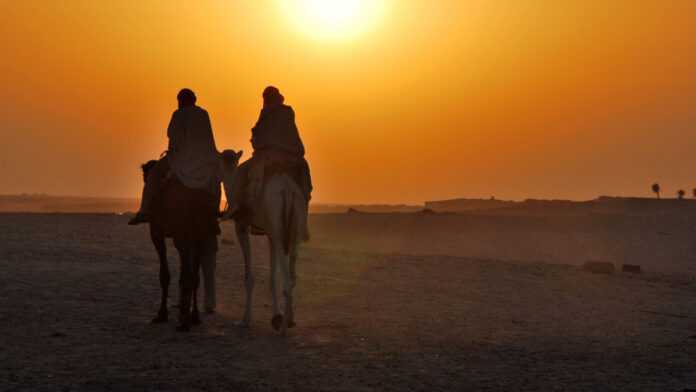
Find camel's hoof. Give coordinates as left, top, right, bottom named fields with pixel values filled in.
left=236, top=313, right=251, bottom=328
left=151, top=313, right=168, bottom=324
left=271, top=314, right=283, bottom=331
left=176, top=324, right=191, bottom=332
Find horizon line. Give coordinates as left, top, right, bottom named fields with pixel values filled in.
left=1, top=192, right=687, bottom=205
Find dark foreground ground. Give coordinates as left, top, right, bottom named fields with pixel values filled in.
left=1, top=213, right=696, bottom=391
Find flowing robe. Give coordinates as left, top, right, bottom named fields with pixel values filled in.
left=167, top=105, right=220, bottom=193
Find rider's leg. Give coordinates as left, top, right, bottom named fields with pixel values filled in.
left=200, top=236, right=217, bottom=313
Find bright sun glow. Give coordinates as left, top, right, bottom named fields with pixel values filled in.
left=279, top=0, right=386, bottom=41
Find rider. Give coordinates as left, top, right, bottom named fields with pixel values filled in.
left=129, top=88, right=220, bottom=225
left=224, top=86, right=312, bottom=217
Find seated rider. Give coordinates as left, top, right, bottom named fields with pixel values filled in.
left=224, top=86, right=312, bottom=217
left=129, top=88, right=220, bottom=225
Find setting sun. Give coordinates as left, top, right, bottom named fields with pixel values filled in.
left=279, top=0, right=387, bottom=41
left=2, top=0, right=696, bottom=204
left=3, top=2, right=696, bottom=389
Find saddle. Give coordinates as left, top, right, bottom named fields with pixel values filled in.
left=264, top=160, right=306, bottom=191
left=237, top=156, right=310, bottom=238
left=155, top=177, right=221, bottom=242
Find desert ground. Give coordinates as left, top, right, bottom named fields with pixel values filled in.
left=2, top=212, right=696, bottom=391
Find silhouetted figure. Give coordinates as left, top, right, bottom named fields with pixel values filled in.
left=224, top=86, right=312, bottom=218
left=128, top=89, right=222, bottom=331
left=129, top=88, right=220, bottom=225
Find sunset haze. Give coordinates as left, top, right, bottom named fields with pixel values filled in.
left=1, top=0, right=695, bottom=204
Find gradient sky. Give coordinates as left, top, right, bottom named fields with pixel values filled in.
left=1, top=0, right=695, bottom=204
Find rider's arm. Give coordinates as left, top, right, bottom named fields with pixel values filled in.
left=166, top=110, right=181, bottom=152
left=251, top=110, right=270, bottom=151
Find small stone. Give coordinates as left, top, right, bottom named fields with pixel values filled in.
left=582, top=261, right=615, bottom=274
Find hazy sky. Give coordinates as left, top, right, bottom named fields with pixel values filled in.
left=1, top=0, right=695, bottom=203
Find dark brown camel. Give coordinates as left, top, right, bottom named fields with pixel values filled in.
left=140, top=160, right=219, bottom=331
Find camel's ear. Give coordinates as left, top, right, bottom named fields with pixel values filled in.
left=236, top=150, right=243, bottom=159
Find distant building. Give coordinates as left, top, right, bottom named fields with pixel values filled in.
left=423, top=195, right=696, bottom=215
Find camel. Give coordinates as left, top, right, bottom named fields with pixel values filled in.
left=220, top=150, right=308, bottom=336
left=139, top=160, right=219, bottom=331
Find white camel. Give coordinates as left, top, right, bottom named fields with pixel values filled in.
left=220, top=150, right=307, bottom=336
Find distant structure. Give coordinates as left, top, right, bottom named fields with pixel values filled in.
left=652, top=183, right=661, bottom=199
left=423, top=196, right=696, bottom=215
left=678, top=189, right=686, bottom=200
left=424, top=198, right=515, bottom=212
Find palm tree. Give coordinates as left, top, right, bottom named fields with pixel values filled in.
left=652, top=183, right=661, bottom=199
left=678, top=189, right=686, bottom=200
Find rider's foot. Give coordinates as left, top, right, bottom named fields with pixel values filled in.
left=220, top=205, right=239, bottom=221
left=128, top=212, right=149, bottom=225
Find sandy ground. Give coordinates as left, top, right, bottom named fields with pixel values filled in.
left=309, top=212, right=696, bottom=275
left=2, top=213, right=696, bottom=391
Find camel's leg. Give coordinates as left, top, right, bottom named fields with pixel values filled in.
left=287, top=244, right=298, bottom=328
left=191, top=241, right=203, bottom=326
left=289, top=244, right=298, bottom=290
left=191, top=285, right=200, bottom=325
left=176, top=244, right=194, bottom=332
left=269, top=236, right=283, bottom=331
left=276, top=241, right=293, bottom=336
left=268, top=234, right=293, bottom=334
left=200, top=239, right=217, bottom=314
left=264, top=176, right=302, bottom=334
left=151, top=227, right=169, bottom=323
left=235, top=223, right=254, bottom=327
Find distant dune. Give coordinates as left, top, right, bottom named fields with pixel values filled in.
left=0, top=194, right=423, bottom=214
left=310, top=203, right=423, bottom=214
left=308, top=210, right=696, bottom=276
left=3, top=194, right=696, bottom=217
left=0, top=194, right=139, bottom=213
left=425, top=195, right=696, bottom=216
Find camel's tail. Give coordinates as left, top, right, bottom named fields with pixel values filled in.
left=282, top=183, right=307, bottom=256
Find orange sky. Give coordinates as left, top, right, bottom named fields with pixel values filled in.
left=1, top=1, right=695, bottom=204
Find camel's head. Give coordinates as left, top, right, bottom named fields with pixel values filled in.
left=220, top=149, right=243, bottom=206
left=220, top=149, right=243, bottom=170
left=140, top=160, right=158, bottom=183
